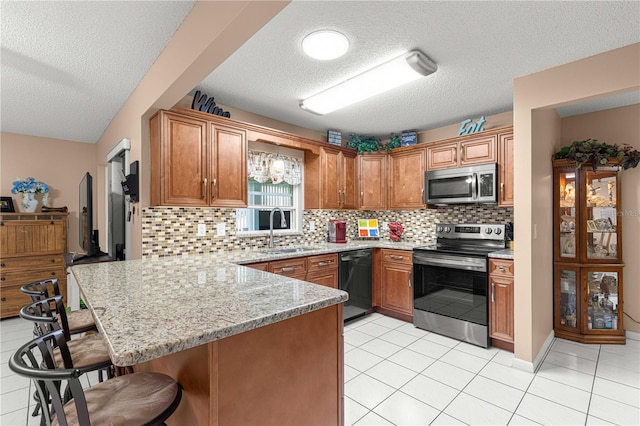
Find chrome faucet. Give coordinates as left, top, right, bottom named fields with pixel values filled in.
left=269, top=207, right=287, bottom=248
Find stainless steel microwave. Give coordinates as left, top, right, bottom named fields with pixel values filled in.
left=424, top=163, right=498, bottom=205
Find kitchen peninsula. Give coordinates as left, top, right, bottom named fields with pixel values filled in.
left=71, top=255, right=348, bottom=425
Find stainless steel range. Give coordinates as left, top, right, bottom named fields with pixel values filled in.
left=413, top=223, right=506, bottom=347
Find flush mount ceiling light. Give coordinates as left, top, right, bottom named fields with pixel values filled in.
left=302, top=30, right=349, bottom=60
left=300, top=50, right=437, bottom=115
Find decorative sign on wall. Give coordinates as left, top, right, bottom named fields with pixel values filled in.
left=191, top=90, right=231, bottom=118
left=358, top=219, right=379, bottom=238
left=457, top=115, right=486, bottom=136
left=401, top=130, right=417, bottom=146
left=327, top=130, right=342, bottom=146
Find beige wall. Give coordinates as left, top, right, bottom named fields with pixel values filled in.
left=561, top=104, right=640, bottom=333
left=0, top=132, right=97, bottom=254
left=514, top=43, right=640, bottom=363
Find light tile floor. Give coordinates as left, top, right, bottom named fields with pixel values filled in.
left=1, top=313, right=639, bottom=425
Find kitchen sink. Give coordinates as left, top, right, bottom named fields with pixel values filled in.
left=260, top=247, right=318, bottom=255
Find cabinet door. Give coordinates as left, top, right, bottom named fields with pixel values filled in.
left=427, top=141, right=457, bottom=170
left=0, top=220, right=67, bottom=256
left=583, top=267, right=623, bottom=336
left=388, top=147, right=426, bottom=209
left=358, top=154, right=386, bottom=210
left=498, top=132, right=514, bottom=207
left=162, top=113, right=209, bottom=206
left=269, top=257, right=307, bottom=277
left=489, top=275, right=514, bottom=344
left=306, top=269, right=339, bottom=289
left=380, top=262, right=412, bottom=316
left=321, top=149, right=341, bottom=209
left=341, top=153, right=358, bottom=209
left=459, top=135, right=497, bottom=166
left=210, top=124, right=247, bottom=207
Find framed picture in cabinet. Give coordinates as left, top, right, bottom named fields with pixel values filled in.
left=586, top=220, right=597, bottom=232
left=0, top=196, right=15, bottom=212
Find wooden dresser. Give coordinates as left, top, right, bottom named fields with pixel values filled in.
left=0, top=213, right=68, bottom=318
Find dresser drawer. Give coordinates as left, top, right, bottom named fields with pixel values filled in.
left=0, top=285, right=33, bottom=318
left=307, top=254, right=338, bottom=273
left=0, top=255, right=66, bottom=271
left=489, top=259, right=514, bottom=277
left=269, top=257, right=307, bottom=277
left=1, top=267, right=66, bottom=287
left=381, top=249, right=412, bottom=264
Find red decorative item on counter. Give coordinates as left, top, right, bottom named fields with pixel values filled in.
left=388, top=221, right=404, bottom=241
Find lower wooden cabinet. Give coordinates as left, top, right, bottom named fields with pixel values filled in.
left=378, top=249, right=413, bottom=320
left=244, top=253, right=339, bottom=289
left=489, top=258, right=514, bottom=351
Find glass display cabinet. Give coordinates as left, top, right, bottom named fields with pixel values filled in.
left=553, top=159, right=625, bottom=344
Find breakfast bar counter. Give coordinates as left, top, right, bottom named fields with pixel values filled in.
left=71, top=254, right=348, bottom=425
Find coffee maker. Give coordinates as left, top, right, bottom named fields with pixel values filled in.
left=328, top=220, right=347, bottom=243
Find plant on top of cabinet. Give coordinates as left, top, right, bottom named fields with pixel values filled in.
left=347, top=134, right=381, bottom=153
left=383, top=134, right=402, bottom=153
left=554, top=139, right=640, bottom=170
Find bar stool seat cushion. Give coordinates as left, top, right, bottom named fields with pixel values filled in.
left=51, top=372, right=180, bottom=426
left=54, top=333, right=111, bottom=369
left=63, top=309, right=96, bottom=334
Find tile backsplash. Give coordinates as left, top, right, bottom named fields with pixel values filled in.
left=142, top=206, right=513, bottom=257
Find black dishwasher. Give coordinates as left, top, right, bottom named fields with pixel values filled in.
left=339, top=249, right=373, bottom=321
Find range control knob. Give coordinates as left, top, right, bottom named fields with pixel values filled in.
left=444, top=226, right=452, bottom=233
left=485, top=227, right=493, bottom=234
left=494, top=228, right=502, bottom=235
left=436, top=226, right=443, bottom=233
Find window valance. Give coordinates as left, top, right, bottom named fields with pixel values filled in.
left=248, top=151, right=302, bottom=185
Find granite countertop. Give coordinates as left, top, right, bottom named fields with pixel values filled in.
left=71, top=254, right=348, bottom=366
left=488, top=249, right=515, bottom=259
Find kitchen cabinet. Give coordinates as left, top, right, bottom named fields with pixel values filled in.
left=268, top=257, right=307, bottom=280
left=150, top=110, right=247, bottom=207
left=379, top=249, right=413, bottom=320
left=0, top=213, right=68, bottom=318
left=427, top=134, right=497, bottom=170
left=489, top=258, right=514, bottom=351
left=306, top=254, right=338, bottom=288
left=553, top=159, right=625, bottom=344
left=498, top=131, right=514, bottom=207
left=358, top=154, right=387, bottom=210
left=388, top=146, right=426, bottom=209
left=321, top=148, right=357, bottom=209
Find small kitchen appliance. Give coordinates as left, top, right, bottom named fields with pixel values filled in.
left=328, top=219, right=347, bottom=243
left=424, top=163, right=498, bottom=205
left=413, top=223, right=506, bottom=347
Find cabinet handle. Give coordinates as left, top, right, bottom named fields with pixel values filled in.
left=51, top=259, right=56, bottom=263
left=498, top=266, right=505, bottom=272
left=491, top=282, right=495, bottom=303
left=212, top=179, right=217, bottom=199
left=51, top=272, right=56, bottom=276
left=360, top=191, right=364, bottom=206
left=281, top=266, right=298, bottom=272
left=317, top=261, right=332, bottom=266
left=1, top=277, right=5, bottom=281
left=390, top=255, right=404, bottom=260
left=408, top=272, right=412, bottom=288
left=501, top=182, right=505, bottom=201
left=0, top=263, right=5, bottom=267
left=202, top=178, right=208, bottom=199
left=1, top=297, right=6, bottom=302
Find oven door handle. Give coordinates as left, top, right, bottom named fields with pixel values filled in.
left=413, top=254, right=486, bottom=272
left=472, top=172, right=478, bottom=200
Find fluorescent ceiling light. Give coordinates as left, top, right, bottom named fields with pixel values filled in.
left=300, top=50, right=437, bottom=115
left=302, top=30, right=349, bottom=60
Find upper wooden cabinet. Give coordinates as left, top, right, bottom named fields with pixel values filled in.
left=388, top=146, right=426, bottom=209
left=150, top=110, right=247, bottom=207
left=321, top=148, right=357, bottom=209
left=427, top=134, right=497, bottom=170
left=498, top=132, right=514, bottom=207
left=358, top=154, right=387, bottom=210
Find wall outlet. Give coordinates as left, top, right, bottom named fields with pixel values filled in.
left=216, top=223, right=226, bottom=237
left=197, top=271, right=207, bottom=284
left=309, top=222, right=315, bottom=232
left=197, top=223, right=206, bottom=237
left=382, top=221, right=389, bottom=230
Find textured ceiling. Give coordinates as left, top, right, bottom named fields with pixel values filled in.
left=1, top=1, right=639, bottom=144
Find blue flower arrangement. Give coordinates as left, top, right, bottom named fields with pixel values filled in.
left=11, top=177, right=49, bottom=194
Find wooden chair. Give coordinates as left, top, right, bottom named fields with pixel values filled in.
left=9, top=328, right=182, bottom=426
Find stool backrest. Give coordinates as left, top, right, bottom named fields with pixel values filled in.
left=9, top=329, right=90, bottom=426
left=21, top=278, right=62, bottom=302
left=20, top=295, right=72, bottom=341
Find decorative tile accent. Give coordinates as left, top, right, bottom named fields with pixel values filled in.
left=142, top=206, right=513, bottom=257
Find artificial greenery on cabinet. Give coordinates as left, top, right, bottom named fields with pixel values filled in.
left=554, top=139, right=640, bottom=170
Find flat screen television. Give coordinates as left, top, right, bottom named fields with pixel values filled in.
left=77, top=172, right=102, bottom=260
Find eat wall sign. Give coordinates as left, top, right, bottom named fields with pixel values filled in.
left=457, top=116, right=486, bottom=136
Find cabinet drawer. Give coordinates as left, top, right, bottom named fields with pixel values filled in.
left=1, top=285, right=33, bottom=318
left=307, top=254, right=338, bottom=273
left=244, top=262, right=269, bottom=271
left=0, top=255, right=66, bottom=271
left=269, top=257, right=307, bottom=277
left=381, top=249, right=412, bottom=265
left=1, top=268, right=66, bottom=287
left=489, top=259, right=514, bottom=277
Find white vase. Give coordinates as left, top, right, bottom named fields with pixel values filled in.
left=22, top=193, right=38, bottom=212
